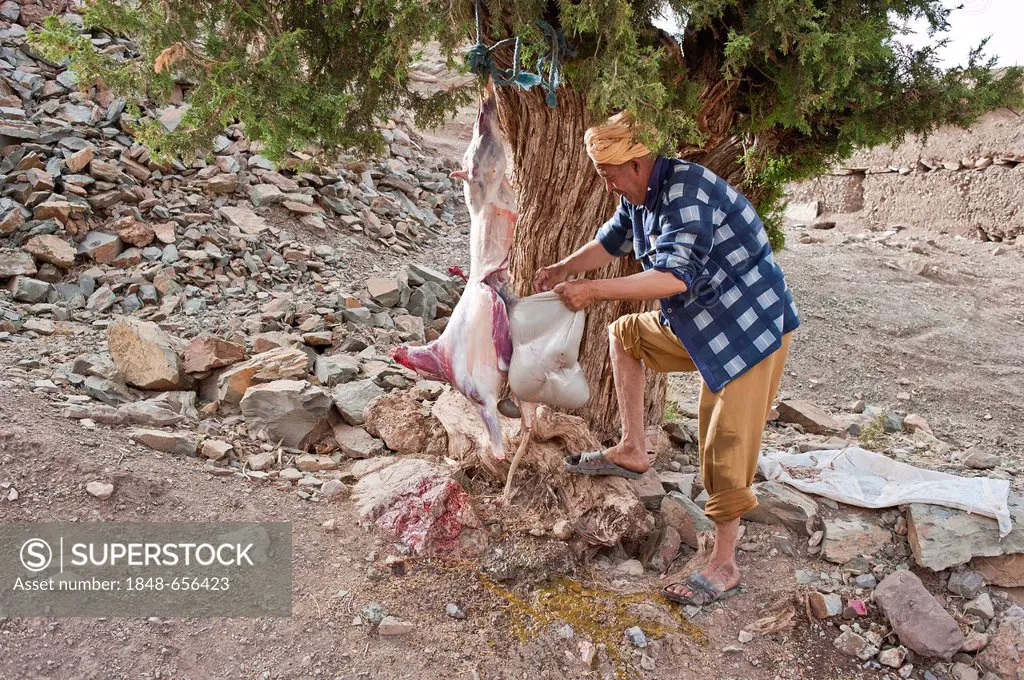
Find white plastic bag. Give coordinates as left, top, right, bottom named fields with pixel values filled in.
left=507, top=291, right=590, bottom=409
left=759, top=447, right=1012, bottom=536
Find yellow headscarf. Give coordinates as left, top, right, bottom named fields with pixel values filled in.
left=584, top=111, right=651, bottom=166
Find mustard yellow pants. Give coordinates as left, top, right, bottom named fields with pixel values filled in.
left=610, top=311, right=792, bottom=524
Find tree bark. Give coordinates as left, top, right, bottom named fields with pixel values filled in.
left=495, top=86, right=667, bottom=440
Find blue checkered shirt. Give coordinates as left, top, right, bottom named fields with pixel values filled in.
left=596, top=157, right=800, bottom=392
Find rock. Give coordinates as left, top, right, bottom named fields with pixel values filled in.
left=153, top=222, right=176, bottom=244
left=115, top=219, right=155, bottom=247
left=948, top=571, right=988, bottom=600
left=22, top=318, right=55, bottom=335
left=978, top=607, right=1024, bottom=680
left=183, top=335, right=246, bottom=373
left=201, top=439, right=233, bottom=460
left=252, top=331, right=303, bottom=353
left=864, top=405, right=904, bottom=433
left=407, top=263, right=451, bottom=285
left=0, top=209, right=24, bottom=235
left=7, top=276, right=51, bottom=303
left=908, top=499, right=1024, bottom=571
left=879, top=647, right=908, bottom=668
left=960, top=450, right=1002, bottom=470
left=965, top=593, right=995, bottom=621
left=854, top=573, right=878, bottom=589
left=822, top=517, right=891, bottom=564
left=132, top=430, right=197, bottom=456
left=295, top=454, right=337, bottom=472
left=0, top=249, right=37, bottom=277
left=951, top=663, right=980, bottom=680
left=874, top=570, right=964, bottom=660
left=972, top=554, right=1024, bottom=588
left=249, top=184, right=285, bottom=207
left=660, top=491, right=713, bottom=549
left=362, top=390, right=445, bottom=455
left=648, top=526, right=681, bottom=573
left=903, top=413, right=932, bottom=434
left=86, top=481, right=114, bottom=500
left=550, top=519, right=572, bottom=541
left=776, top=399, right=844, bottom=435
left=361, top=602, right=387, bottom=625
left=352, top=458, right=485, bottom=554
left=108, top=318, right=186, bottom=390
left=366, top=277, right=401, bottom=308
left=333, top=379, right=385, bottom=426
left=834, top=630, right=871, bottom=657
left=119, top=400, right=186, bottom=427
left=616, top=559, right=645, bottom=576
left=808, top=592, right=844, bottom=619
left=313, top=354, right=360, bottom=387
left=657, top=471, right=695, bottom=497
left=738, top=630, right=754, bottom=644
left=239, top=380, right=333, bottom=449
left=378, top=616, right=414, bottom=635
left=246, top=452, right=276, bottom=471
left=742, top=481, right=819, bottom=535
left=962, top=632, right=990, bottom=653
left=625, top=626, right=647, bottom=648
left=66, top=146, right=94, bottom=173
left=332, top=424, right=385, bottom=459
left=219, top=206, right=268, bottom=235
left=407, top=287, right=437, bottom=320
left=320, top=480, right=348, bottom=499
left=23, top=235, right=76, bottom=268
left=579, top=641, right=598, bottom=669
left=785, top=200, right=820, bottom=223
left=77, top=231, right=122, bottom=263
left=216, top=347, right=310, bottom=404
left=83, top=376, right=134, bottom=406
left=445, top=603, right=465, bottom=619
left=630, top=469, right=667, bottom=510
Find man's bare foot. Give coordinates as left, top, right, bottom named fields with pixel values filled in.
left=601, top=441, right=650, bottom=474
left=665, top=563, right=741, bottom=601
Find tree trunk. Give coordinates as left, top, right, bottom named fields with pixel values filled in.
left=495, top=87, right=667, bottom=440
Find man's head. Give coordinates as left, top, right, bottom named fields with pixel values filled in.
left=584, top=111, right=655, bottom=206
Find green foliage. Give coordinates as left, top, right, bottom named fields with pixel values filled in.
left=858, top=414, right=891, bottom=452
left=30, top=0, right=1023, bottom=200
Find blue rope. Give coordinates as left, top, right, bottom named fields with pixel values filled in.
left=464, top=0, right=572, bottom=106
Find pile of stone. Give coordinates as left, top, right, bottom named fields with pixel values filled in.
left=1, top=5, right=467, bottom=342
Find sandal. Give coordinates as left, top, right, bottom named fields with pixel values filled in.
left=663, top=571, right=740, bottom=607
left=564, top=450, right=646, bottom=479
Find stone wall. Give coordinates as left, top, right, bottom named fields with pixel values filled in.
left=787, top=108, right=1024, bottom=241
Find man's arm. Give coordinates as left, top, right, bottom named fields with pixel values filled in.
left=535, top=239, right=618, bottom=292
left=592, top=269, right=687, bottom=300
left=536, top=198, right=633, bottom=292
left=560, top=238, right=618, bottom=276
left=554, top=269, right=686, bottom=311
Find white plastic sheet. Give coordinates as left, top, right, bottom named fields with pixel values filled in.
left=759, top=447, right=1012, bottom=537
left=507, top=291, right=590, bottom=409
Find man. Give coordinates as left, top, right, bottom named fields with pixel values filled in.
left=535, top=112, right=800, bottom=607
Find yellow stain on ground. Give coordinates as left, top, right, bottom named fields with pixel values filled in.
left=479, top=574, right=706, bottom=679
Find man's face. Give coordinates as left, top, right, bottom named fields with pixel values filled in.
left=595, top=161, right=645, bottom=205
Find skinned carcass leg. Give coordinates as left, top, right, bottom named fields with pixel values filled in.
left=391, top=79, right=517, bottom=465
left=392, top=279, right=511, bottom=460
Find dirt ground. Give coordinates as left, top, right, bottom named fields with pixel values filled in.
left=2, top=106, right=1023, bottom=679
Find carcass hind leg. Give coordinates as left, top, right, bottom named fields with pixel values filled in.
left=479, top=405, right=505, bottom=461
left=502, top=400, right=537, bottom=502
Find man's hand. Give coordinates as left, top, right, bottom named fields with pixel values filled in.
left=533, top=263, right=568, bottom=293
left=554, top=280, right=600, bottom=311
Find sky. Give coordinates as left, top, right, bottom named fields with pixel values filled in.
left=901, top=0, right=1023, bottom=68
left=654, top=0, right=1023, bottom=68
